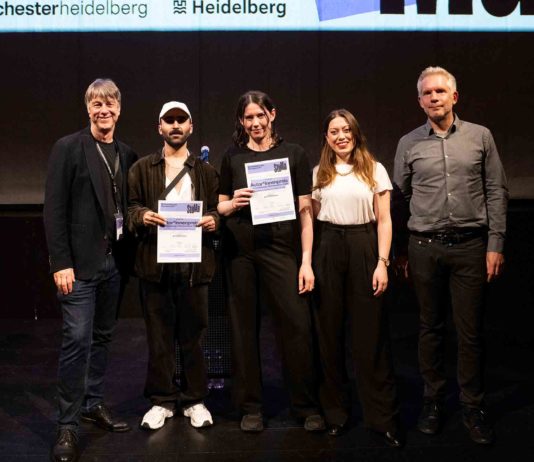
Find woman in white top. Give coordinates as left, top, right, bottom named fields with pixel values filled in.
left=311, top=109, right=403, bottom=446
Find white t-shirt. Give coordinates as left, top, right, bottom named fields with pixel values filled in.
left=312, top=162, right=392, bottom=225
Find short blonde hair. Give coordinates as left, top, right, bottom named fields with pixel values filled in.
left=417, top=66, right=457, bottom=95
left=84, top=78, right=121, bottom=106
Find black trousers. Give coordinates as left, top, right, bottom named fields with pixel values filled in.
left=408, top=234, right=487, bottom=408
left=224, top=220, right=319, bottom=417
left=139, top=269, right=209, bottom=409
left=313, top=222, right=399, bottom=433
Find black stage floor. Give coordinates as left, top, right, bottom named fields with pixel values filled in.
left=1, top=296, right=533, bottom=462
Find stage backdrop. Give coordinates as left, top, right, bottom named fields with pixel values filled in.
left=1, top=1, right=534, bottom=203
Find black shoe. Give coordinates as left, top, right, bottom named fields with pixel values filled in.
left=383, top=430, right=405, bottom=448
left=327, top=424, right=344, bottom=437
left=304, top=414, right=326, bottom=432
left=240, top=413, right=264, bottom=432
left=462, top=407, right=495, bottom=445
left=417, top=401, right=442, bottom=435
left=369, top=428, right=406, bottom=448
left=81, top=403, right=131, bottom=432
left=50, top=429, right=79, bottom=462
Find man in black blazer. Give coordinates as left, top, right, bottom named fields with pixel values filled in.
left=44, top=78, right=137, bottom=462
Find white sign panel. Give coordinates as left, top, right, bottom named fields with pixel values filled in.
left=245, top=157, right=296, bottom=225
left=157, top=200, right=203, bottom=263
left=1, top=1, right=533, bottom=32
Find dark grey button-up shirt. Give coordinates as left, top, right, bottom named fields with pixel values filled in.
left=393, top=115, right=508, bottom=252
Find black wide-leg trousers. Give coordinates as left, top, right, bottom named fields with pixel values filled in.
left=225, top=220, right=319, bottom=418
left=140, top=269, right=209, bottom=409
left=313, top=221, right=399, bottom=433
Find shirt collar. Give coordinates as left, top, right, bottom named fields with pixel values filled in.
left=425, top=114, right=461, bottom=137
left=153, top=148, right=194, bottom=166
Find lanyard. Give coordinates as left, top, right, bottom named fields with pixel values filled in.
left=95, top=142, right=121, bottom=213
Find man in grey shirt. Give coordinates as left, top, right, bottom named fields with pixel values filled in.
left=394, top=66, right=508, bottom=445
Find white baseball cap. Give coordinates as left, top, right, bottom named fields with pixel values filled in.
left=158, top=101, right=192, bottom=121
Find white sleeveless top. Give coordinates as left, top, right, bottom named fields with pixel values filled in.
left=312, top=162, right=392, bottom=225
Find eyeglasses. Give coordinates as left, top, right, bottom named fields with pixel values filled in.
left=161, top=115, right=189, bottom=124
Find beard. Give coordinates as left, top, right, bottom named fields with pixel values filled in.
left=426, top=105, right=452, bottom=123
left=163, top=129, right=190, bottom=149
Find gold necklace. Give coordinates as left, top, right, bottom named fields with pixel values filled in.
left=336, top=166, right=354, bottom=176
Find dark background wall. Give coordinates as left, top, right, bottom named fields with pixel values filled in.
left=1, top=31, right=534, bottom=204
left=1, top=31, right=533, bottom=322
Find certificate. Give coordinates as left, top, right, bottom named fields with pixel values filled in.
left=245, top=157, right=296, bottom=225
left=157, top=201, right=203, bottom=263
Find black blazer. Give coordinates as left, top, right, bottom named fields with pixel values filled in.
left=43, top=127, right=138, bottom=280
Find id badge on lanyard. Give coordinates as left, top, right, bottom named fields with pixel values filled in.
left=96, top=142, right=123, bottom=241
left=114, top=211, right=124, bottom=240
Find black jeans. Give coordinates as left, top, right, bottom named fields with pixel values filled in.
left=224, top=220, right=319, bottom=418
left=409, top=234, right=487, bottom=407
left=139, top=270, right=209, bottom=409
left=313, top=222, right=399, bottom=432
left=56, top=253, right=121, bottom=434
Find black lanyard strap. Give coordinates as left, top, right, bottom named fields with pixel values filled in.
left=96, top=142, right=121, bottom=213
left=159, top=164, right=191, bottom=201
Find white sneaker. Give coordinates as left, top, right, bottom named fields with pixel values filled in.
left=183, top=403, right=213, bottom=428
left=140, top=405, right=174, bottom=430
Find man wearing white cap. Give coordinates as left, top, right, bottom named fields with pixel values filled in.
left=127, top=101, right=220, bottom=430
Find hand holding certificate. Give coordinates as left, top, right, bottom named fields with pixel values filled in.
left=157, top=200, right=203, bottom=263
left=231, top=187, right=254, bottom=211
left=245, top=157, right=296, bottom=225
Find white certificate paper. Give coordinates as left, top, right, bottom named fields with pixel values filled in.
left=245, top=157, right=296, bottom=225
left=157, top=201, right=203, bottom=263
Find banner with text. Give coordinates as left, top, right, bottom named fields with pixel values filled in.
left=1, top=0, right=533, bottom=32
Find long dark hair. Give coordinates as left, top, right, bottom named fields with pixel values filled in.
left=232, top=90, right=282, bottom=148
left=315, top=109, right=376, bottom=190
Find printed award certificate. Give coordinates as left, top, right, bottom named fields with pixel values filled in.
left=245, top=157, right=295, bottom=225
left=157, top=200, right=203, bottom=263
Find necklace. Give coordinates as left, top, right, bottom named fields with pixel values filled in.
left=163, top=148, right=187, bottom=168
left=165, top=161, right=184, bottom=169
left=336, top=166, right=354, bottom=177
left=247, top=142, right=272, bottom=152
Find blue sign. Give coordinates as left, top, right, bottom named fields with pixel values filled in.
left=315, top=0, right=416, bottom=22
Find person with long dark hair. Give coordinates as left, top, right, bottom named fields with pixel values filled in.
left=217, top=90, right=324, bottom=433
left=311, top=109, right=403, bottom=447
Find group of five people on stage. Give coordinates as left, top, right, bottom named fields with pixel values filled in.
left=44, top=65, right=508, bottom=462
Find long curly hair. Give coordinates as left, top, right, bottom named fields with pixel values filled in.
left=314, top=109, right=376, bottom=190
left=232, top=90, right=282, bottom=149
